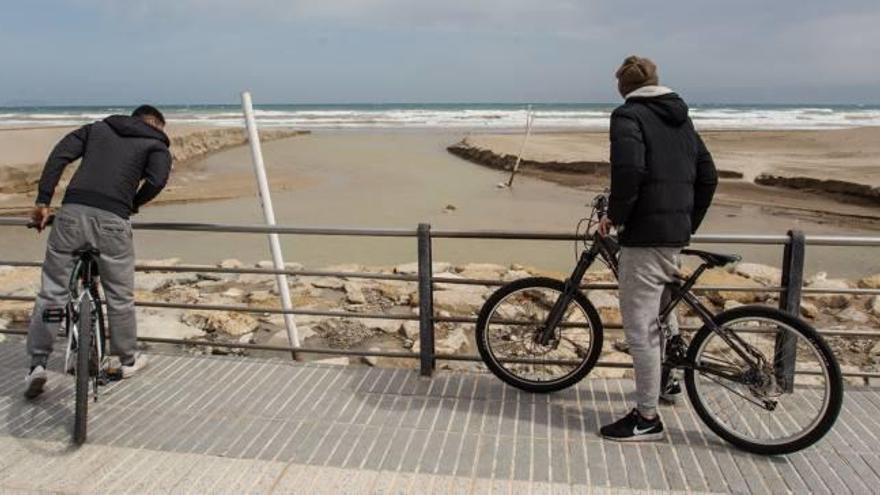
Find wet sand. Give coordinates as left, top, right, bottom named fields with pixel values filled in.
left=1, top=131, right=877, bottom=278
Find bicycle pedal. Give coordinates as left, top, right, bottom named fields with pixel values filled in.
left=42, top=307, right=65, bottom=323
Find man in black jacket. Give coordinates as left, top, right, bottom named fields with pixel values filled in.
left=598, top=56, right=718, bottom=441
left=25, top=105, right=172, bottom=399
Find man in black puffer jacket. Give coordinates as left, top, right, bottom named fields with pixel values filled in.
left=25, top=106, right=171, bottom=399
left=598, top=56, right=718, bottom=442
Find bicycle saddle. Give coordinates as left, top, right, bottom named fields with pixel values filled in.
left=680, top=249, right=740, bottom=268
left=73, top=243, right=101, bottom=257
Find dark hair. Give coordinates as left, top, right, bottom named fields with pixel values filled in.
left=132, top=105, right=165, bottom=125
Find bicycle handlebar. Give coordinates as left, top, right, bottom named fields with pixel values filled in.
left=27, top=214, right=55, bottom=230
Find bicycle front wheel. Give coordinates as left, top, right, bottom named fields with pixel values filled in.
left=476, top=277, right=603, bottom=393
left=73, top=297, right=92, bottom=445
left=685, top=305, right=843, bottom=455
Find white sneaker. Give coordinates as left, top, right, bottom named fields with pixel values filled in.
left=24, top=366, right=47, bottom=399
left=122, top=354, right=148, bottom=378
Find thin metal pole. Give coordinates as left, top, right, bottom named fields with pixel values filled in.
left=241, top=91, right=300, bottom=358
left=504, top=105, right=534, bottom=188
left=775, top=229, right=805, bottom=392
left=417, top=223, right=436, bottom=376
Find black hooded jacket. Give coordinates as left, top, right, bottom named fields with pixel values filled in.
left=36, top=115, right=172, bottom=219
left=607, top=92, right=717, bottom=247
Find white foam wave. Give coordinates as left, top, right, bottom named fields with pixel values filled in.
left=1, top=106, right=879, bottom=130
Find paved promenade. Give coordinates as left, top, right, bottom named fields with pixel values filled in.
left=1, top=337, right=879, bottom=494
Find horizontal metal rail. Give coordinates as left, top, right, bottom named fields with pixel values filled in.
left=2, top=293, right=879, bottom=338
left=3, top=217, right=879, bottom=245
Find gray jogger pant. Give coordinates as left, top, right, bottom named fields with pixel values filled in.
left=27, top=203, right=137, bottom=366
left=618, top=246, right=681, bottom=417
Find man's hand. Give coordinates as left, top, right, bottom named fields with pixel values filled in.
left=31, top=206, right=51, bottom=232
left=597, top=216, right=614, bottom=237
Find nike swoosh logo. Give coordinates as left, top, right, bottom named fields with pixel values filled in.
left=633, top=424, right=655, bottom=435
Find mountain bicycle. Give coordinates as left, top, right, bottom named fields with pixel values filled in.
left=29, top=215, right=113, bottom=444
left=475, top=194, right=843, bottom=454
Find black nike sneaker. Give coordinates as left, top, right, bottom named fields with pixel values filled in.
left=600, top=409, right=664, bottom=442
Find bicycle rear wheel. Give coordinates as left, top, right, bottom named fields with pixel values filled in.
left=73, top=297, right=92, bottom=445
left=684, top=305, right=843, bottom=455
left=476, top=277, right=603, bottom=393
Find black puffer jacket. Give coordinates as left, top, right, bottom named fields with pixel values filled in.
left=607, top=92, right=717, bottom=247
left=36, top=115, right=172, bottom=219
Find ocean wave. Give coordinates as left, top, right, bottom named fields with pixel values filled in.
left=1, top=105, right=879, bottom=130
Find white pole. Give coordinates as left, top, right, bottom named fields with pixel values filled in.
left=241, top=91, right=300, bottom=355
left=504, top=104, right=534, bottom=188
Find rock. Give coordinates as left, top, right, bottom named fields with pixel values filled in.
left=433, top=289, right=485, bottom=314
left=502, top=270, right=532, bottom=281
left=402, top=338, right=414, bottom=349
left=805, top=275, right=852, bottom=309
left=443, top=204, right=457, bottom=213
left=344, top=282, right=367, bottom=304
left=375, top=281, right=414, bottom=304
left=181, top=310, right=259, bottom=336
left=400, top=321, right=420, bottom=340
left=248, top=290, right=276, bottom=305
left=135, top=272, right=199, bottom=292
left=733, top=263, right=782, bottom=286
left=698, top=269, right=766, bottom=305
left=869, top=296, right=880, bottom=318
left=310, top=277, right=345, bottom=290
left=162, top=286, right=200, bottom=304
left=859, top=274, right=880, bottom=289
left=222, top=288, right=246, bottom=299
left=437, top=327, right=469, bottom=354
left=356, top=318, right=402, bottom=334
left=218, top=259, right=244, bottom=269
left=612, top=339, right=629, bottom=353
left=800, top=300, right=820, bottom=319
left=314, top=357, right=350, bottom=366
left=835, top=306, right=870, bottom=325
left=137, top=308, right=205, bottom=340
left=587, top=290, right=621, bottom=325
left=393, top=262, right=452, bottom=275
left=363, top=347, right=381, bottom=366
left=0, top=300, right=34, bottom=322
left=314, top=318, right=373, bottom=348
left=456, top=263, right=508, bottom=281
left=724, top=300, right=744, bottom=311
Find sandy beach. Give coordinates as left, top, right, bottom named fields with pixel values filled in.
left=450, top=127, right=880, bottom=221
left=0, top=127, right=878, bottom=278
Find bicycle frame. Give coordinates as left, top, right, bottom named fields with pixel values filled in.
left=538, top=231, right=766, bottom=383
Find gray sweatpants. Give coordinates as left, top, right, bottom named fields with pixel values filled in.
left=27, top=203, right=137, bottom=366
left=618, top=246, right=681, bottom=417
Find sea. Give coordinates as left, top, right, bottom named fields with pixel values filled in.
left=0, top=103, right=879, bottom=130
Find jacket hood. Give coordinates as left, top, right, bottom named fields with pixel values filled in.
left=626, top=86, right=689, bottom=126
left=103, top=115, right=170, bottom=146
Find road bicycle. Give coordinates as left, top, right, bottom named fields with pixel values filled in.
left=30, top=215, right=113, bottom=444
left=475, top=194, right=843, bottom=454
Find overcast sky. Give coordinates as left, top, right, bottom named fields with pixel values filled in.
left=1, top=0, right=878, bottom=105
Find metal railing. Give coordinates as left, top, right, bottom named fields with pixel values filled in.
left=1, top=217, right=879, bottom=379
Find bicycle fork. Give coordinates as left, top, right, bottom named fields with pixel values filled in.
left=537, top=246, right=599, bottom=346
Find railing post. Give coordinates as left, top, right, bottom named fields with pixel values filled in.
left=775, top=229, right=805, bottom=392
left=417, top=223, right=436, bottom=377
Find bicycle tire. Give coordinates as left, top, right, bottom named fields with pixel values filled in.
left=476, top=277, right=604, bottom=393
left=684, top=305, right=843, bottom=455
left=73, top=297, right=92, bottom=445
